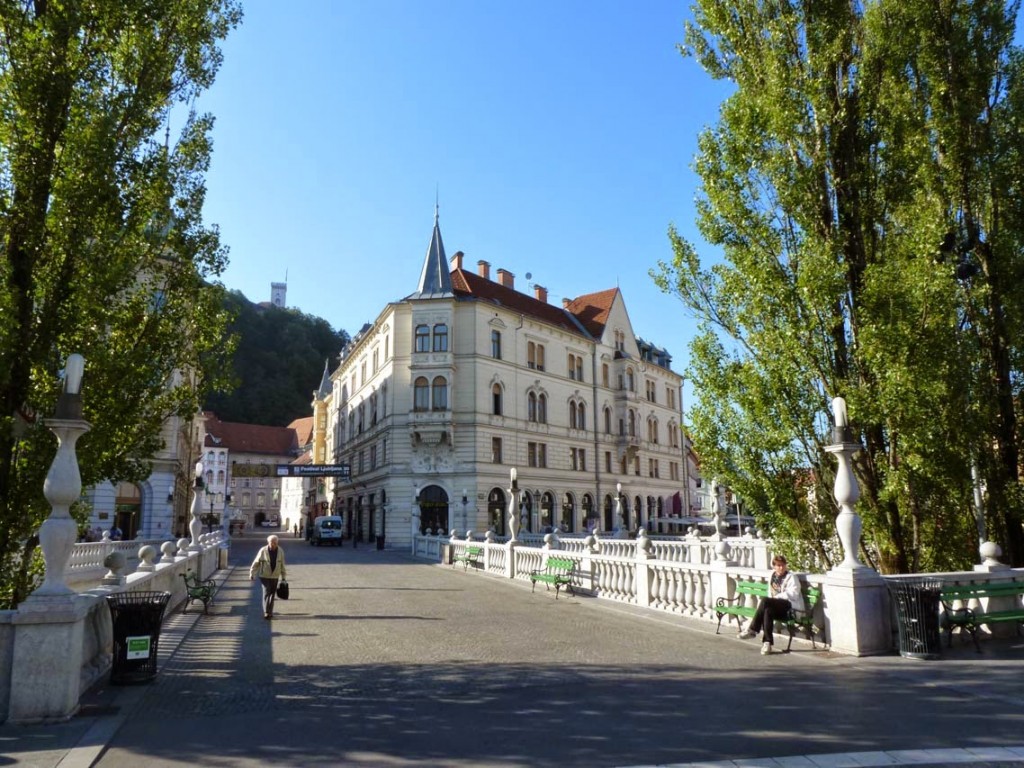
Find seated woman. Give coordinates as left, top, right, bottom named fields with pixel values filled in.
left=738, top=555, right=804, bottom=655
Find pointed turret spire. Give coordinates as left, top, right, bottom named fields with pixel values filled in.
left=315, top=359, right=331, bottom=400
left=408, top=204, right=454, bottom=299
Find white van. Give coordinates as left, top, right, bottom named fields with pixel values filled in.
left=311, top=515, right=343, bottom=546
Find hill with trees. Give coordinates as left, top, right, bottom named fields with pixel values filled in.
left=204, top=290, right=349, bottom=426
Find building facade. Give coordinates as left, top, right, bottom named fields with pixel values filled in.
left=318, top=212, right=699, bottom=549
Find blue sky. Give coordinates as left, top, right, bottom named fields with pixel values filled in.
left=197, top=2, right=729, bottom=405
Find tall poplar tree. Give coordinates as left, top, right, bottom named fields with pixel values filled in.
left=0, top=0, right=242, bottom=606
left=656, top=0, right=1024, bottom=571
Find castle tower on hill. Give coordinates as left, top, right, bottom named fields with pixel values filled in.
left=271, top=282, right=287, bottom=308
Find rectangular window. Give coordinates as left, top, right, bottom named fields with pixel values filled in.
left=528, top=442, right=547, bottom=468
left=372, top=350, right=379, bottom=373
left=256, top=492, right=266, bottom=507
left=602, top=363, right=609, bottom=388
left=358, top=451, right=365, bottom=474
left=382, top=438, right=387, bottom=465
left=492, top=437, right=503, bottom=464
left=361, top=361, right=367, bottom=386
left=491, top=330, right=502, bottom=359
left=433, top=324, right=448, bottom=352
left=370, top=445, right=377, bottom=470
left=242, top=492, right=251, bottom=507
left=415, top=324, right=430, bottom=353
left=570, top=447, right=579, bottom=471
left=605, top=451, right=612, bottom=473
left=579, top=448, right=586, bottom=472
left=634, top=455, right=640, bottom=476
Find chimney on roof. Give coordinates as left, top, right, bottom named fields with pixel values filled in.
left=497, top=269, right=514, bottom=289
left=450, top=251, right=464, bottom=270
left=477, top=260, right=490, bottom=279
left=562, top=298, right=572, bottom=309
left=534, top=285, right=548, bottom=303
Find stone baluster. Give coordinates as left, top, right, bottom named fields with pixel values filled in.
left=101, top=551, right=127, bottom=586
left=160, top=540, right=178, bottom=564
left=174, top=538, right=191, bottom=561
left=34, top=356, right=91, bottom=597
left=136, top=544, right=157, bottom=573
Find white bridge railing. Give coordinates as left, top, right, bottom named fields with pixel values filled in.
left=414, top=528, right=1024, bottom=654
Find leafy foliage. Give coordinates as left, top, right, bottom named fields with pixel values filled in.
left=655, top=0, right=1024, bottom=572
left=0, top=0, right=242, bottom=607
left=203, top=290, right=349, bottom=426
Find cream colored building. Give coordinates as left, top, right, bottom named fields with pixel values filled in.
left=321, top=211, right=698, bottom=548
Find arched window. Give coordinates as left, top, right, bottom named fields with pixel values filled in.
left=433, top=324, right=448, bottom=352
left=628, top=410, right=636, bottom=436
left=537, top=393, right=547, bottom=424
left=577, top=402, right=586, bottom=431
left=415, top=325, right=430, bottom=353
left=569, top=401, right=578, bottom=429
left=626, top=368, right=635, bottom=392
left=431, top=376, right=448, bottom=411
left=604, top=407, right=612, bottom=434
left=492, top=383, right=503, bottom=416
left=528, top=392, right=537, bottom=422
left=413, top=377, right=429, bottom=411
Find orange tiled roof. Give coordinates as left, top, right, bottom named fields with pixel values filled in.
left=203, top=413, right=298, bottom=456
left=564, top=288, right=619, bottom=339
left=288, top=416, right=314, bottom=448
left=452, top=268, right=594, bottom=338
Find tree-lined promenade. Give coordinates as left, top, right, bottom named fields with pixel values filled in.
left=655, top=0, right=1024, bottom=573
left=82, top=537, right=1024, bottom=768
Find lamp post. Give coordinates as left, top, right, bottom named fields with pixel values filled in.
left=34, top=354, right=90, bottom=597
left=508, top=469, right=520, bottom=541
left=189, top=460, right=204, bottom=551
left=614, top=481, right=626, bottom=537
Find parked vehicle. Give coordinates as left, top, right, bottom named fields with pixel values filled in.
left=311, top=515, right=343, bottom=546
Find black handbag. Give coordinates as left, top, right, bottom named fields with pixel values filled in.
left=276, top=580, right=289, bottom=600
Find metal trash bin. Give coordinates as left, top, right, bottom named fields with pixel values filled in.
left=106, top=591, right=172, bottom=684
left=887, top=578, right=943, bottom=660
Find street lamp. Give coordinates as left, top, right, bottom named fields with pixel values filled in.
left=189, top=460, right=204, bottom=551
left=508, top=469, right=520, bottom=541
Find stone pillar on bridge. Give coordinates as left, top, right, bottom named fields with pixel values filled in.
left=822, top=397, right=891, bottom=656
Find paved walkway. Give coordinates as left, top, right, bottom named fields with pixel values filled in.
left=2, top=535, right=1024, bottom=767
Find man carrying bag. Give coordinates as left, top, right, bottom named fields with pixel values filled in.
left=250, top=534, right=287, bottom=619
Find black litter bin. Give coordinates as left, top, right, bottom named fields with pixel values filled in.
left=376, top=534, right=385, bottom=550
left=887, top=579, right=943, bottom=659
left=106, top=590, right=171, bottom=684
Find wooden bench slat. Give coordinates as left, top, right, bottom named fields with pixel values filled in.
left=715, top=579, right=821, bottom=652
left=530, top=557, right=575, bottom=599
left=939, top=581, right=1024, bottom=652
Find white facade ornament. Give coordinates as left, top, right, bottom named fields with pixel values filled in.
left=826, top=396, right=866, bottom=570
left=33, top=353, right=91, bottom=598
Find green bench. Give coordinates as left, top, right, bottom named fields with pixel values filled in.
left=530, top=556, right=576, bottom=599
left=940, top=581, right=1024, bottom=652
left=715, top=579, right=822, bottom=652
left=180, top=572, right=217, bottom=614
left=453, top=545, right=483, bottom=571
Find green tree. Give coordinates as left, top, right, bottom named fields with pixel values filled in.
left=203, top=291, right=349, bottom=426
left=655, top=0, right=1024, bottom=572
left=0, top=0, right=242, bottom=607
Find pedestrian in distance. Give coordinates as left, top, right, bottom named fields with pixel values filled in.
left=737, top=554, right=804, bottom=655
left=293, top=522, right=299, bottom=537
left=249, top=534, right=287, bottom=620
left=109, top=525, right=123, bottom=541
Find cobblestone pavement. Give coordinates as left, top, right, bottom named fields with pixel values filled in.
left=5, top=535, right=1024, bottom=767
